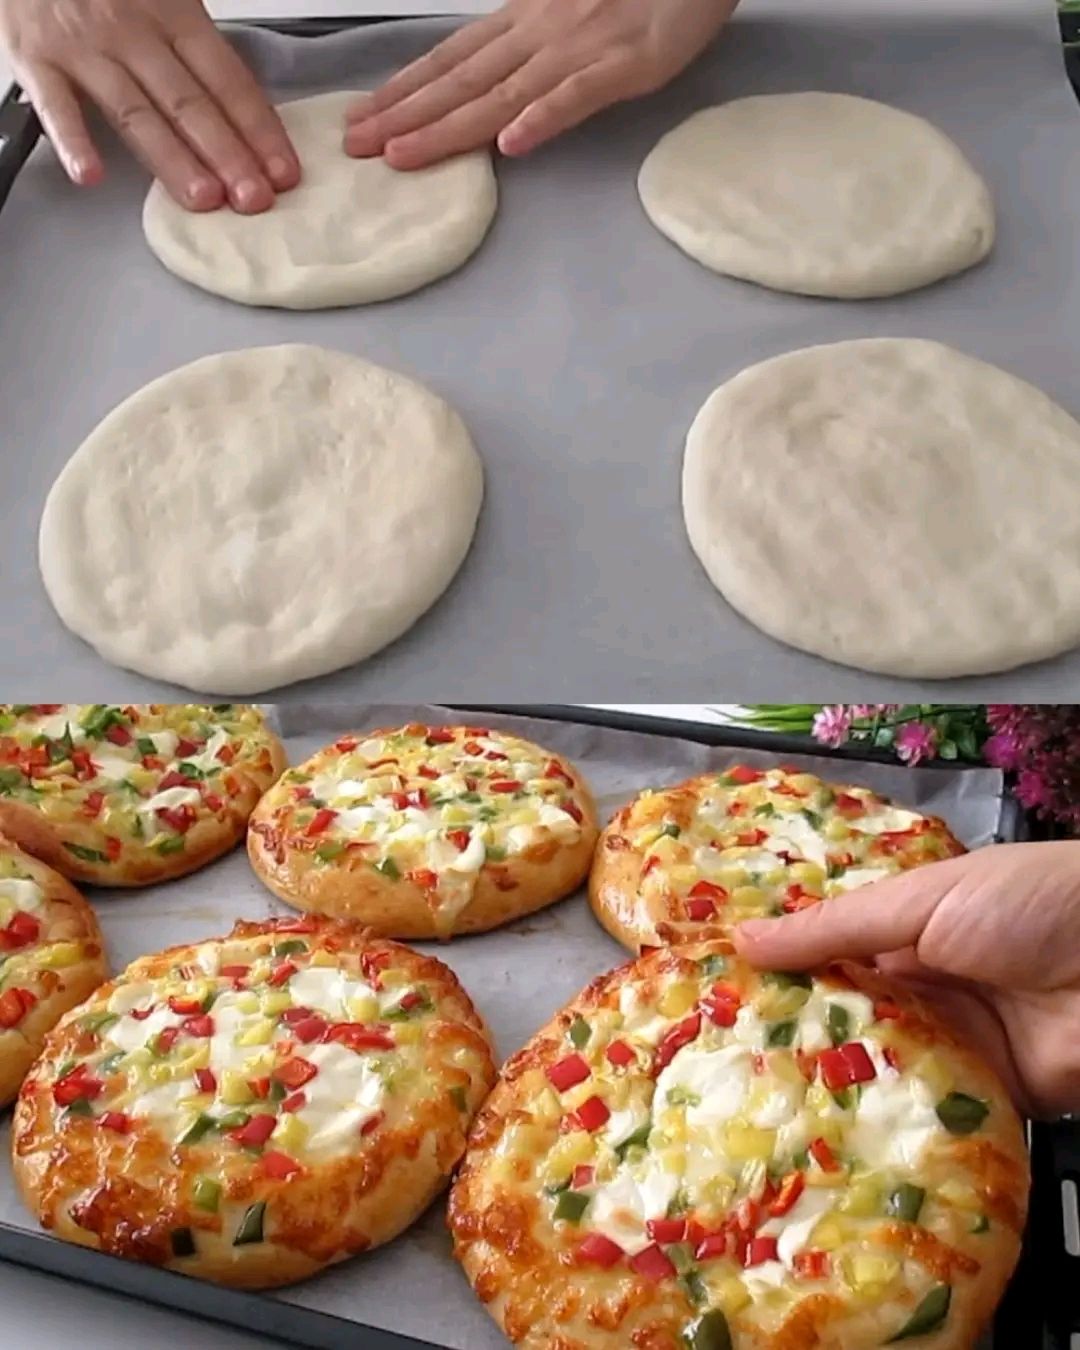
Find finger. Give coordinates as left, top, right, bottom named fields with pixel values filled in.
left=734, top=863, right=963, bottom=969
left=171, top=11, right=300, bottom=191
left=346, top=29, right=525, bottom=160
left=18, top=62, right=103, bottom=186
left=74, top=57, right=224, bottom=211
left=126, top=42, right=274, bottom=213
left=345, top=14, right=510, bottom=129
left=382, top=47, right=574, bottom=170
left=498, top=57, right=627, bottom=157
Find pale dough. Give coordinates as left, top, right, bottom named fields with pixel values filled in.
left=143, top=91, right=498, bottom=309
left=639, top=93, right=994, bottom=299
left=39, top=345, right=484, bottom=693
left=682, top=339, right=1080, bottom=678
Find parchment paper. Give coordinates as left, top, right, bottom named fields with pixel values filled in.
left=1, top=2, right=1079, bottom=700
left=0, top=705, right=1008, bottom=1349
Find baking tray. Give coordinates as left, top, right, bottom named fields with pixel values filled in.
left=3, top=2, right=1080, bottom=702
left=0, top=701, right=1069, bottom=1350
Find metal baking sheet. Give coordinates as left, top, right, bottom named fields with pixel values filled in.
left=0, top=703, right=1010, bottom=1349
left=1, top=2, right=1080, bottom=700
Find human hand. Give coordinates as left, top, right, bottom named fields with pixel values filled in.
left=735, top=842, right=1080, bottom=1120
left=0, top=0, right=300, bottom=212
left=344, top=0, right=739, bottom=170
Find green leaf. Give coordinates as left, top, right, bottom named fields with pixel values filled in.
left=938, top=738, right=958, bottom=761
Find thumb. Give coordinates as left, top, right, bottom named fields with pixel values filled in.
left=733, top=854, right=970, bottom=969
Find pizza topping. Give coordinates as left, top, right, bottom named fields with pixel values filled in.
left=0, top=705, right=278, bottom=865
left=266, top=727, right=587, bottom=932
left=621, top=768, right=963, bottom=936
left=885, top=1283, right=952, bottom=1342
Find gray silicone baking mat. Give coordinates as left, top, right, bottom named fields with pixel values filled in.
left=1, top=1, right=1078, bottom=701
left=0, top=703, right=1008, bottom=1348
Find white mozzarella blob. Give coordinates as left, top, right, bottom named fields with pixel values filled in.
left=104, top=1003, right=181, bottom=1053
left=765, top=813, right=829, bottom=867
left=287, top=966, right=375, bottom=1018
left=760, top=1187, right=835, bottom=1266
left=655, top=1044, right=752, bottom=1127
left=445, top=829, right=487, bottom=873
left=830, top=865, right=893, bottom=892
left=293, top=1041, right=385, bottom=1154
left=850, top=1068, right=946, bottom=1169
left=208, top=995, right=266, bottom=1074
left=34, top=708, right=87, bottom=743
left=588, top=1159, right=679, bottom=1254
left=852, top=806, right=923, bottom=835
left=0, top=877, right=45, bottom=913
left=89, top=749, right=138, bottom=782
left=148, top=729, right=180, bottom=759
left=129, top=1077, right=197, bottom=1123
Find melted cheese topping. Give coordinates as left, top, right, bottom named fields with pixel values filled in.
left=265, top=726, right=586, bottom=928
left=621, top=767, right=962, bottom=937
left=0, top=704, right=277, bottom=866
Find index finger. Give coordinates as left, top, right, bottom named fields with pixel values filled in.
left=733, top=857, right=965, bottom=969
left=171, top=11, right=300, bottom=190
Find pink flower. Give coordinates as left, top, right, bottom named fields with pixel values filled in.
left=812, top=705, right=853, bottom=748
left=983, top=731, right=1021, bottom=771
left=1015, top=768, right=1056, bottom=813
left=894, top=721, right=938, bottom=766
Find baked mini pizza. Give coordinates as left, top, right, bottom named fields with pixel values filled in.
left=590, top=766, right=966, bottom=950
left=0, top=837, right=108, bottom=1107
left=13, top=916, right=495, bottom=1288
left=0, top=704, right=286, bottom=886
left=248, top=723, right=598, bottom=939
left=449, top=943, right=1028, bottom=1349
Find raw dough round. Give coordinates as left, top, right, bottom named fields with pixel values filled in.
left=143, top=91, right=498, bottom=309
left=638, top=93, right=994, bottom=298
left=39, top=345, right=484, bottom=693
left=682, top=339, right=1080, bottom=678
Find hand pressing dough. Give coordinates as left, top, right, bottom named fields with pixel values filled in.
left=143, top=91, right=498, bottom=309
left=682, top=339, right=1080, bottom=678
left=39, top=345, right=484, bottom=694
left=639, top=93, right=994, bottom=298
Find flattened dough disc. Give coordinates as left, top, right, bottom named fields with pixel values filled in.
left=639, top=93, right=994, bottom=298
left=143, top=91, right=498, bottom=309
left=40, top=345, right=484, bottom=693
left=682, top=339, right=1080, bottom=678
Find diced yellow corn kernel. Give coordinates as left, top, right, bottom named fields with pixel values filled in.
left=543, top=1132, right=595, bottom=1185
left=840, top=1179, right=882, bottom=1217
left=757, top=985, right=810, bottom=1020
left=220, top=1071, right=254, bottom=1106
left=381, top=968, right=408, bottom=989
left=849, top=1253, right=900, bottom=1291
left=824, top=819, right=851, bottom=842
left=39, top=795, right=75, bottom=820
left=272, top=1114, right=309, bottom=1153
left=770, top=1053, right=806, bottom=1087
left=128, top=766, right=157, bottom=792
left=146, top=1063, right=174, bottom=1085
left=670, top=865, right=699, bottom=889
left=235, top=991, right=260, bottom=1015
left=723, top=1123, right=777, bottom=1163
left=731, top=886, right=767, bottom=911
left=394, top=1022, right=421, bottom=1045
left=441, top=805, right=471, bottom=826
left=810, top=1217, right=845, bottom=1251
left=237, top=1018, right=275, bottom=1046
left=763, top=869, right=788, bottom=888
left=659, top=981, right=698, bottom=1018
left=713, top=1278, right=751, bottom=1316
left=937, top=1180, right=980, bottom=1212
left=347, top=994, right=379, bottom=1023
left=806, top=1167, right=849, bottom=1189
left=309, top=949, right=337, bottom=967
left=36, top=942, right=82, bottom=969
left=260, top=990, right=293, bottom=1016
left=789, top=862, right=826, bottom=887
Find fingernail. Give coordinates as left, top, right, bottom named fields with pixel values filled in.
left=187, top=178, right=224, bottom=211
left=232, top=177, right=271, bottom=213
left=267, top=155, right=296, bottom=189
left=345, top=125, right=378, bottom=158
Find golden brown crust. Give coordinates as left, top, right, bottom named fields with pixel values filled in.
left=0, top=836, right=108, bottom=1106
left=589, top=767, right=967, bottom=952
left=13, top=916, right=496, bottom=1288
left=449, top=943, right=1028, bottom=1349
left=248, top=723, right=599, bottom=939
left=0, top=704, right=286, bottom=887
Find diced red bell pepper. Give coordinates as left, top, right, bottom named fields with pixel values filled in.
left=3, top=911, right=41, bottom=950
left=745, top=1236, right=779, bottom=1267
left=629, top=1244, right=676, bottom=1282
left=360, top=951, right=391, bottom=988
left=793, top=1250, right=830, bottom=1280
left=360, top=1111, right=384, bottom=1136
left=809, top=1137, right=841, bottom=1173
left=279, top=1006, right=315, bottom=1025
left=99, top=1111, right=132, bottom=1134
left=155, top=1027, right=181, bottom=1054
left=335, top=737, right=359, bottom=752
left=782, top=885, right=821, bottom=914
left=653, top=1013, right=702, bottom=1074
left=291, top=1015, right=330, bottom=1045
left=181, top=1015, right=214, bottom=1038
left=281, top=1092, right=307, bottom=1114
left=194, top=1068, right=217, bottom=1094
left=407, top=868, right=439, bottom=890
left=447, top=829, right=472, bottom=853
left=70, top=750, right=96, bottom=781
left=642, top=855, right=660, bottom=877
left=0, top=987, right=36, bottom=1028
left=168, top=995, right=205, bottom=1016
left=219, top=964, right=250, bottom=980
left=564, top=800, right=584, bottom=824
left=157, top=805, right=196, bottom=834
left=768, top=1172, right=806, bottom=1217
left=305, top=808, right=338, bottom=837
left=883, top=1046, right=901, bottom=1071
left=176, top=737, right=201, bottom=758
left=573, top=1096, right=611, bottom=1132
left=215, top=743, right=236, bottom=765
left=544, top=759, right=574, bottom=786
left=54, top=1068, right=104, bottom=1107
left=834, top=793, right=866, bottom=817
left=688, top=882, right=728, bottom=906
left=202, top=793, right=224, bottom=813
left=159, top=770, right=195, bottom=791
left=249, top=1077, right=271, bottom=1100
left=424, top=728, right=455, bottom=744
left=571, top=1165, right=595, bottom=1189
left=129, top=1006, right=154, bottom=1021
left=398, top=991, right=425, bottom=1012
left=274, top=1058, right=319, bottom=1090
left=231, top=1114, right=277, bottom=1148
left=694, top=1232, right=731, bottom=1262
left=685, top=897, right=716, bottom=921
left=327, top=1023, right=394, bottom=1052
left=733, top=1197, right=761, bottom=1235
left=81, top=790, right=106, bottom=819
left=874, top=999, right=902, bottom=1022
left=605, top=1040, right=635, bottom=1069
left=104, top=836, right=122, bottom=861
left=726, top=765, right=763, bottom=785
left=735, top=828, right=768, bottom=847
left=31, top=704, right=63, bottom=714
left=701, top=982, right=741, bottom=1028
left=576, top=1234, right=623, bottom=1268
left=268, top=960, right=298, bottom=988
left=818, top=1042, right=877, bottom=1091
left=646, top=1217, right=687, bottom=1244
left=489, top=781, right=522, bottom=794
left=417, top=765, right=440, bottom=780
left=262, top=1151, right=302, bottom=1180
left=271, top=916, right=319, bottom=934
left=547, top=1053, right=590, bottom=1093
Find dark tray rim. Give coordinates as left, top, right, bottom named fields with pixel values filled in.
left=0, top=699, right=1061, bottom=1350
